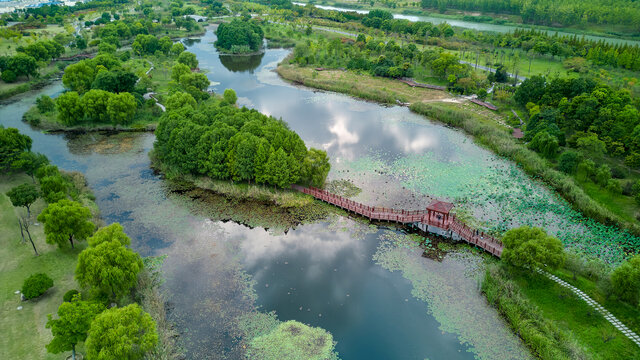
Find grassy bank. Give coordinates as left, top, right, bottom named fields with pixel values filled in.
left=483, top=263, right=640, bottom=359
left=277, top=63, right=451, bottom=104
left=0, top=173, right=92, bottom=359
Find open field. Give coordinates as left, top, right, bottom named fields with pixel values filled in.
left=0, top=173, right=84, bottom=360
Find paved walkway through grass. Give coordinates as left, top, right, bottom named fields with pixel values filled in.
left=536, top=269, right=640, bottom=347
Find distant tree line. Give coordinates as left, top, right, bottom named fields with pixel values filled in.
left=154, top=92, right=330, bottom=189
left=462, top=29, right=640, bottom=72
left=420, top=0, right=640, bottom=27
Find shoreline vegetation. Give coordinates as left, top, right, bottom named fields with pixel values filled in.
left=295, top=0, right=640, bottom=41
left=276, top=62, right=640, bottom=237
left=1, top=172, right=181, bottom=360
left=150, top=152, right=333, bottom=228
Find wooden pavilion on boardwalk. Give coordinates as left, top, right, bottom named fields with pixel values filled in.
left=426, top=200, right=455, bottom=228
left=292, top=185, right=503, bottom=257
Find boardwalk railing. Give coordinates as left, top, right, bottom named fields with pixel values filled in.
left=293, top=185, right=503, bottom=257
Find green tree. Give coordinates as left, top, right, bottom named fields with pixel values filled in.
left=265, top=147, right=291, bottom=188
left=557, top=150, right=582, bottom=174
left=37, top=199, right=94, bottom=249
left=501, top=226, right=565, bottom=270
left=85, top=304, right=157, bottom=360
left=576, top=133, right=606, bottom=158
left=107, top=92, right=137, bottom=126
left=170, top=42, right=185, bottom=56
left=62, top=61, right=95, bottom=93
left=230, top=134, right=258, bottom=183
left=223, top=88, right=237, bottom=105
left=254, top=141, right=271, bottom=184
left=179, top=72, right=209, bottom=91
left=11, top=151, right=48, bottom=182
left=158, top=36, right=173, bottom=54
left=166, top=92, right=197, bottom=111
left=76, top=229, right=143, bottom=299
left=36, top=95, right=55, bottom=112
left=88, top=223, right=131, bottom=247
left=46, top=296, right=104, bottom=360
left=8, top=53, right=38, bottom=79
left=81, top=89, right=113, bottom=123
left=1, top=127, right=32, bottom=173
left=171, top=63, right=191, bottom=82
left=91, top=70, right=138, bottom=93
left=215, top=19, right=264, bottom=53
left=21, top=273, right=53, bottom=299
left=528, top=131, right=558, bottom=158
left=56, top=91, right=84, bottom=126
left=177, top=51, right=198, bottom=69
left=514, top=75, right=546, bottom=106
left=6, top=183, right=39, bottom=217
left=39, top=175, right=68, bottom=203
left=302, top=148, right=330, bottom=187
left=610, top=255, right=640, bottom=305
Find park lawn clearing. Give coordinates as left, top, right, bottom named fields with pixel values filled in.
left=551, top=268, right=640, bottom=336
left=574, top=178, right=639, bottom=225
left=0, top=173, right=84, bottom=360
left=509, top=268, right=640, bottom=360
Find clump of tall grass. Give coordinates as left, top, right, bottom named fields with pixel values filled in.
left=482, top=264, right=589, bottom=359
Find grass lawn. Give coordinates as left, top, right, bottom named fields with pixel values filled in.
left=0, top=173, right=84, bottom=360
left=575, top=178, right=639, bottom=224
left=509, top=268, right=640, bottom=359
left=551, top=268, right=640, bottom=335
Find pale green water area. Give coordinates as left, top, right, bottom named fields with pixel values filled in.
left=2, top=26, right=636, bottom=359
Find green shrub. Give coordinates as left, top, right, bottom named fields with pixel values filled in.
left=2, top=69, right=17, bottom=83
left=22, top=273, right=54, bottom=300
left=63, top=289, right=79, bottom=302
left=36, top=95, right=55, bottom=113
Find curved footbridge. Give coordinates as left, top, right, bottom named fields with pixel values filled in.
left=293, top=185, right=503, bottom=257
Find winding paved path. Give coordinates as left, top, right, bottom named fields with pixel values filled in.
left=536, top=269, right=640, bottom=347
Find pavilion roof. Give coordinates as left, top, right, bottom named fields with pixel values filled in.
left=427, top=200, right=454, bottom=214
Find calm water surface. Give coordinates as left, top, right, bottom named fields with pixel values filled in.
left=0, top=27, right=533, bottom=359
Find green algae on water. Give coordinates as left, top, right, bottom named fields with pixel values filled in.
left=373, top=231, right=532, bottom=360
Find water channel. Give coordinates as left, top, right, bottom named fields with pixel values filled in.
left=1, top=26, right=633, bottom=359
left=293, top=2, right=640, bottom=46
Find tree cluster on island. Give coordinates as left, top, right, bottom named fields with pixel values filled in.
left=154, top=91, right=330, bottom=189
left=215, top=18, right=265, bottom=54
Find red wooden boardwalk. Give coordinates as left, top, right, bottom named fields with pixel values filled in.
left=293, top=185, right=503, bottom=257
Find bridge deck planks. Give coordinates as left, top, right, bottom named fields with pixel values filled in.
left=293, top=185, right=503, bottom=257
